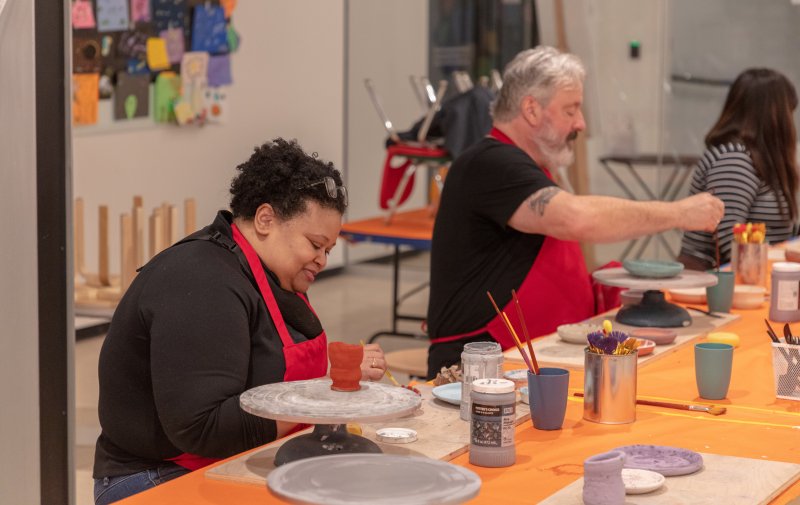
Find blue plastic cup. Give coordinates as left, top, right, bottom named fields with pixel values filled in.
left=527, top=368, right=569, bottom=430
left=694, top=342, right=734, bottom=400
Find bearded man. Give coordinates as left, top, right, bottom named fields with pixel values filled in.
left=425, top=46, right=724, bottom=378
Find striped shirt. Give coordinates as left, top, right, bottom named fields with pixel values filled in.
left=680, top=142, right=795, bottom=267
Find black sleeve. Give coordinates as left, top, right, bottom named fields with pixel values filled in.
left=142, top=253, right=277, bottom=458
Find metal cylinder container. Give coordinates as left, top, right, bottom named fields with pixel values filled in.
left=583, top=349, right=637, bottom=424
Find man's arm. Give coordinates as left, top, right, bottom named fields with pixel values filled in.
left=507, top=187, right=724, bottom=243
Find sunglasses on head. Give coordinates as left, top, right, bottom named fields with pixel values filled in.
left=306, top=176, right=348, bottom=206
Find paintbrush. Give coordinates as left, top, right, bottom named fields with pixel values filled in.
left=573, top=392, right=726, bottom=416
left=487, top=291, right=535, bottom=374
left=359, top=339, right=401, bottom=387
left=713, top=230, right=721, bottom=271
left=512, top=289, right=540, bottom=374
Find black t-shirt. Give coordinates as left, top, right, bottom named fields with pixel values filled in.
left=427, top=138, right=556, bottom=338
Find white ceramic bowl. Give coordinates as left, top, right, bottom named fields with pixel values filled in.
left=503, top=368, right=529, bottom=389
left=557, top=323, right=601, bottom=345
left=732, top=284, right=766, bottom=309
left=668, top=287, right=706, bottom=304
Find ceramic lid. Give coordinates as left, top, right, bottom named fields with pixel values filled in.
left=471, top=378, right=514, bottom=394
left=376, top=427, right=418, bottom=444
left=773, top=262, right=800, bottom=272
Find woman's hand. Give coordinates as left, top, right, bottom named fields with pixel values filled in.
left=360, top=343, right=386, bottom=381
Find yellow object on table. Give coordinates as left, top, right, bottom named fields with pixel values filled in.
left=707, top=331, right=740, bottom=347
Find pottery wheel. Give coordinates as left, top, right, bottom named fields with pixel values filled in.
left=592, top=268, right=718, bottom=290
left=240, top=378, right=422, bottom=425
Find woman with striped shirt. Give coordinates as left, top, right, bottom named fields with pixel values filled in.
left=678, top=68, right=799, bottom=270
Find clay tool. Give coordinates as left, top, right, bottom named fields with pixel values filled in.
left=360, top=340, right=401, bottom=387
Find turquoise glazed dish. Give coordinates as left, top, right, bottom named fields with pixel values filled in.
left=622, top=259, right=684, bottom=279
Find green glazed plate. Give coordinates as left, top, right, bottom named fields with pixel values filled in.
left=622, top=259, right=684, bottom=279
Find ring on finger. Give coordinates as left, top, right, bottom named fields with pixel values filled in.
left=372, top=358, right=376, bottom=368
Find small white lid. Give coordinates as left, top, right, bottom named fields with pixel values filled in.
left=773, top=261, right=800, bottom=272
left=375, top=428, right=417, bottom=444
left=471, top=378, right=515, bottom=394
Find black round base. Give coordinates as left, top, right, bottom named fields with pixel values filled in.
left=615, top=290, right=692, bottom=328
left=274, top=423, right=382, bottom=467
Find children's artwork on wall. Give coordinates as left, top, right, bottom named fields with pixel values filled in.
left=204, top=87, right=228, bottom=124
left=72, top=0, right=96, bottom=29
left=130, top=0, right=150, bottom=23
left=207, top=54, right=232, bottom=87
left=146, top=38, right=170, bottom=71
left=152, top=0, right=186, bottom=33
left=154, top=71, right=181, bottom=123
left=114, top=72, right=150, bottom=120
left=190, top=5, right=227, bottom=54
left=96, top=0, right=129, bottom=33
left=73, top=73, right=100, bottom=125
left=71, top=0, right=239, bottom=128
left=73, top=36, right=103, bottom=74
left=160, top=27, right=185, bottom=64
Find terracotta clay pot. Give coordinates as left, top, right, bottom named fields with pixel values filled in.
left=328, top=342, right=363, bottom=392
left=582, top=450, right=625, bottom=505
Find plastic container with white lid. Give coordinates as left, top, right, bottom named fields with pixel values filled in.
left=469, top=378, right=516, bottom=468
left=770, top=262, right=800, bottom=322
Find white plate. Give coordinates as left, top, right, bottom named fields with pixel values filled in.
left=557, top=323, right=600, bottom=345
left=668, top=287, right=706, bottom=304
left=622, top=468, right=666, bottom=494
left=268, top=453, right=481, bottom=505
left=432, top=382, right=461, bottom=405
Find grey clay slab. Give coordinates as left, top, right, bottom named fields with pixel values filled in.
left=239, top=378, right=421, bottom=424
left=615, top=444, right=704, bottom=476
left=267, top=453, right=481, bottom=505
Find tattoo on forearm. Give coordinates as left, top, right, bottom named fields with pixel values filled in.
left=528, top=187, right=561, bottom=216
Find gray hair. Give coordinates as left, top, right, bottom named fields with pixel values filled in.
left=492, top=46, right=586, bottom=122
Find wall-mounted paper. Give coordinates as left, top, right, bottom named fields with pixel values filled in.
left=73, top=36, right=103, bottom=74
left=73, top=73, right=100, bottom=125
left=152, top=0, right=186, bottom=33
left=114, top=72, right=150, bottom=120
left=118, top=30, right=149, bottom=60
left=160, top=27, right=185, bottom=64
left=72, top=0, right=96, bottom=29
left=205, top=87, right=228, bottom=124
left=180, top=51, right=209, bottom=121
left=146, top=38, right=170, bottom=71
left=154, top=71, right=181, bottom=123
left=191, top=5, right=228, bottom=54
left=207, top=54, right=232, bottom=87
left=96, top=0, right=130, bottom=32
left=130, top=0, right=150, bottom=23
left=220, top=0, right=237, bottom=19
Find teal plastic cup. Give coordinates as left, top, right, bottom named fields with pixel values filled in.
left=705, top=270, right=734, bottom=313
left=694, top=342, right=734, bottom=400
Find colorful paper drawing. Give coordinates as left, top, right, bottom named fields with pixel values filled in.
left=73, top=36, right=103, bottom=74
left=146, top=38, right=170, bottom=71
left=154, top=71, right=181, bottom=123
left=118, top=30, right=149, bottom=59
left=180, top=51, right=209, bottom=121
left=204, top=87, right=228, bottom=124
left=73, top=73, right=100, bottom=125
left=127, top=58, right=149, bottom=75
left=114, top=72, right=150, bottom=120
left=220, top=0, right=237, bottom=19
left=227, top=23, right=241, bottom=53
left=72, top=0, right=96, bottom=29
left=152, top=0, right=186, bottom=33
left=160, top=27, right=185, bottom=64
left=190, top=5, right=228, bottom=54
left=96, top=0, right=130, bottom=32
left=207, top=54, right=232, bottom=87
left=173, top=101, right=194, bottom=125
left=130, top=0, right=150, bottom=22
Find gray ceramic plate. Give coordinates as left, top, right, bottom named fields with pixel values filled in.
left=267, top=454, right=481, bottom=505
left=614, top=444, right=704, bottom=476
left=623, top=259, right=685, bottom=279
left=431, top=383, right=461, bottom=405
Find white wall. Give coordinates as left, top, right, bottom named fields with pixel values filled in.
left=0, top=0, right=41, bottom=502
left=72, top=0, right=346, bottom=272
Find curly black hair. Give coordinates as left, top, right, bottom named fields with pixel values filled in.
left=229, top=138, right=347, bottom=220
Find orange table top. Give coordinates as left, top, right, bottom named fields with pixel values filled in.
left=119, top=304, right=800, bottom=504
left=340, top=208, right=434, bottom=247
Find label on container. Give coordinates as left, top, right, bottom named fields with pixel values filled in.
left=776, top=279, right=800, bottom=311
left=460, top=361, right=486, bottom=420
left=470, top=402, right=515, bottom=447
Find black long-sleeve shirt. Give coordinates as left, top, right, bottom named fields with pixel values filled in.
left=94, top=211, right=321, bottom=478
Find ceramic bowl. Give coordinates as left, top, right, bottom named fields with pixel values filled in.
left=732, top=284, right=766, bottom=309
left=629, top=328, right=678, bottom=345
left=786, top=245, right=800, bottom=263
left=557, top=323, right=601, bottom=345
left=635, top=338, right=656, bottom=357
left=623, top=259, right=684, bottom=279
left=503, top=368, right=529, bottom=389
left=668, top=287, right=706, bottom=304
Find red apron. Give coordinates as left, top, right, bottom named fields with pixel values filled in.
left=169, top=223, right=328, bottom=470
left=429, top=127, right=595, bottom=350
